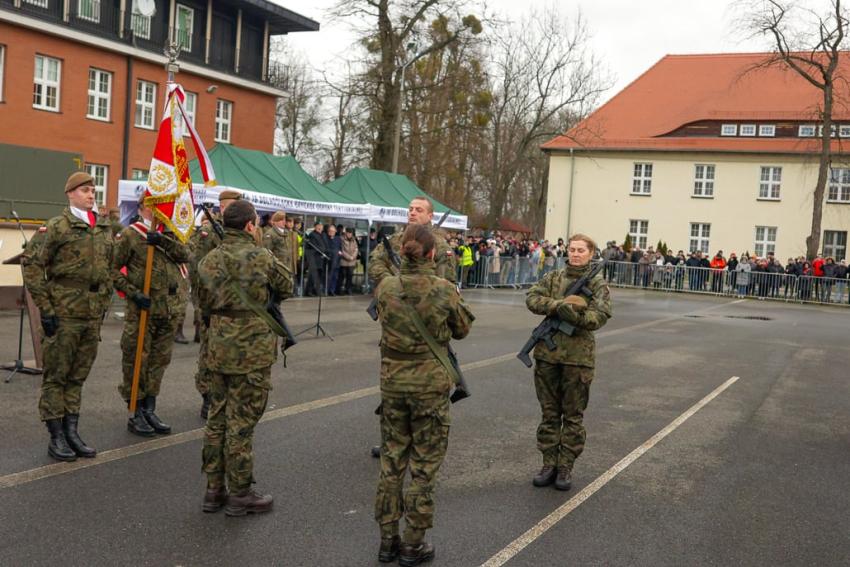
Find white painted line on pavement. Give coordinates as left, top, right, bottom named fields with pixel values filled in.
left=480, top=375, right=740, bottom=567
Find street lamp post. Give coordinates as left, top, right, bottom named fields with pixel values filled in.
left=391, top=43, right=423, bottom=174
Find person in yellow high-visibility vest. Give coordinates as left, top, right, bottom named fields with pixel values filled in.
left=457, top=237, right=475, bottom=288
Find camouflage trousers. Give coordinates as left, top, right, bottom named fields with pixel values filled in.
left=39, top=317, right=103, bottom=421
left=119, top=315, right=178, bottom=402
left=194, top=322, right=211, bottom=396
left=375, top=391, right=450, bottom=545
left=533, top=361, right=593, bottom=469
left=202, top=367, right=270, bottom=493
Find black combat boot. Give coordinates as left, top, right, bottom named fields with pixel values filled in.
left=378, top=535, right=400, bottom=563
left=46, top=418, right=77, bottom=462
left=202, top=486, right=227, bottom=513
left=554, top=466, right=572, bottom=491
left=398, top=542, right=435, bottom=567
left=127, top=401, right=156, bottom=437
left=532, top=465, right=557, bottom=487
left=193, top=322, right=201, bottom=343
left=62, top=414, right=96, bottom=458
left=141, top=396, right=172, bottom=434
left=200, top=394, right=210, bottom=421
left=225, top=489, right=274, bottom=517
left=174, top=327, right=189, bottom=344
left=370, top=445, right=381, bottom=458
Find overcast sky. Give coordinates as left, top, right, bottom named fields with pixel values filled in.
left=275, top=0, right=770, bottom=101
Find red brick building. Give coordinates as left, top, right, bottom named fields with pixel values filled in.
left=0, top=0, right=317, bottom=208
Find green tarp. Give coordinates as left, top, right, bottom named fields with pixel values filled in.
left=188, top=144, right=355, bottom=204
left=326, top=168, right=459, bottom=215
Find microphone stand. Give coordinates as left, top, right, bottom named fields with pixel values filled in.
left=296, top=234, right=333, bottom=341
left=4, top=209, right=42, bottom=382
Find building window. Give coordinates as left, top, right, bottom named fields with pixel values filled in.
left=215, top=99, right=232, bottom=143
left=818, top=124, right=837, bottom=137
left=754, top=226, right=777, bottom=258
left=799, top=124, right=816, bottom=137
left=740, top=124, right=757, bottom=136
left=828, top=167, right=850, bottom=202
left=33, top=55, right=61, bottom=112
left=176, top=91, right=196, bottom=136
left=721, top=124, right=737, bottom=136
left=131, top=169, right=149, bottom=180
left=130, top=6, right=151, bottom=39
left=689, top=223, right=710, bottom=254
left=823, top=230, right=847, bottom=261
left=77, top=0, right=100, bottom=22
left=176, top=5, right=194, bottom=52
left=759, top=124, right=776, bottom=137
left=693, top=164, right=715, bottom=198
left=628, top=220, right=649, bottom=250
left=86, top=164, right=108, bottom=207
left=631, top=163, right=652, bottom=195
left=0, top=45, right=5, bottom=103
left=23, top=0, right=48, bottom=7
left=840, top=125, right=850, bottom=138
left=135, top=80, right=156, bottom=129
left=86, top=68, right=111, bottom=121
left=759, top=166, right=781, bottom=200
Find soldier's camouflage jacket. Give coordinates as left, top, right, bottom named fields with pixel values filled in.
left=525, top=263, right=612, bottom=368
left=375, top=259, right=474, bottom=394
left=368, top=226, right=456, bottom=285
left=112, top=223, right=189, bottom=320
left=262, top=225, right=293, bottom=272
left=24, top=208, right=114, bottom=319
left=188, top=219, right=222, bottom=303
left=198, top=228, right=293, bottom=376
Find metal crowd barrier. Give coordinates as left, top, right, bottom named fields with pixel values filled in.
left=460, top=257, right=849, bottom=306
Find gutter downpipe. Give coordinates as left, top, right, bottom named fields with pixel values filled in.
left=565, top=148, right=575, bottom=238
left=121, top=55, right=133, bottom=185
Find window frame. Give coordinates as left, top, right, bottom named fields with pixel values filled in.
left=23, top=0, right=48, bottom=7
left=86, top=163, right=108, bottom=207
left=828, top=167, right=850, bottom=203
left=693, top=164, right=715, bottom=198
left=758, top=166, right=782, bottom=201
left=176, top=4, right=194, bottom=52
left=689, top=222, right=711, bottom=255
left=77, top=0, right=100, bottom=23
left=131, top=169, right=149, bottom=181
left=840, top=125, right=850, bottom=138
left=628, top=219, right=649, bottom=250
left=798, top=124, right=816, bottom=137
left=134, top=79, right=157, bottom=130
left=631, top=162, right=652, bottom=196
left=33, top=54, right=61, bottom=112
left=215, top=99, right=232, bottom=143
left=754, top=226, right=777, bottom=258
left=86, top=67, right=112, bottom=122
left=759, top=124, right=776, bottom=137
left=739, top=124, right=757, bottom=137
left=720, top=124, right=737, bottom=136
left=823, top=230, right=848, bottom=261
left=177, top=90, right=197, bottom=137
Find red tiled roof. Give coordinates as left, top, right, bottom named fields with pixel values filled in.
left=498, top=217, right=532, bottom=234
left=542, top=52, right=850, bottom=154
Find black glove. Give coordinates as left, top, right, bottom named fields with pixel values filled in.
left=130, top=292, right=151, bottom=310
left=146, top=231, right=162, bottom=246
left=41, top=314, right=59, bottom=337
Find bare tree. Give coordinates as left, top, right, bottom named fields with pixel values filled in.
left=480, top=7, right=609, bottom=229
left=741, top=0, right=849, bottom=258
left=320, top=66, right=371, bottom=181
left=269, top=42, right=322, bottom=167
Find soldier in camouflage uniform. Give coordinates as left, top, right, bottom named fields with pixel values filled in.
left=525, top=234, right=612, bottom=491
left=197, top=200, right=292, bottom=517
left=188, top=189, right=241, bottom=419
left=22, top=172, right=114, bottom=462
left=112, top=196, right=190, bottom=436
left=262, top=211, right=292, bottom=269
left=368, top=197, right=456, bottom=285
left=373, top=224, right=474, bottom=566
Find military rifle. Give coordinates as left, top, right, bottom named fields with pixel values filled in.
left=517, top=260, right=606, bottom=368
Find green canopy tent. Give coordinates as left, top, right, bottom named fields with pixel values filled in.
left=326, top=168, right=468, bottom=230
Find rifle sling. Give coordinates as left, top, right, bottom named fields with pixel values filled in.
left=398, top=277, right=459, bottom=385
left=222, top=259, right=286, bottom=337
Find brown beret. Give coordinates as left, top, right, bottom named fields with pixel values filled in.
left=271, top=211, right=286, bottom=222
left=65, top=171, right=95, bottom=193
left=218, top=189, right=242, bottom=202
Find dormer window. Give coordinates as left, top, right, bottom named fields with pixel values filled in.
left=759, top=124, right=775, bottom=137
left=740, top=124, right=757, bottom=136
left=799, top=124, right=816, bottom=137
left=721, top=124, right=737, bottom=136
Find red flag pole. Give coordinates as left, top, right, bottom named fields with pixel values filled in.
left=128, top=46, right=180, bottom=416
